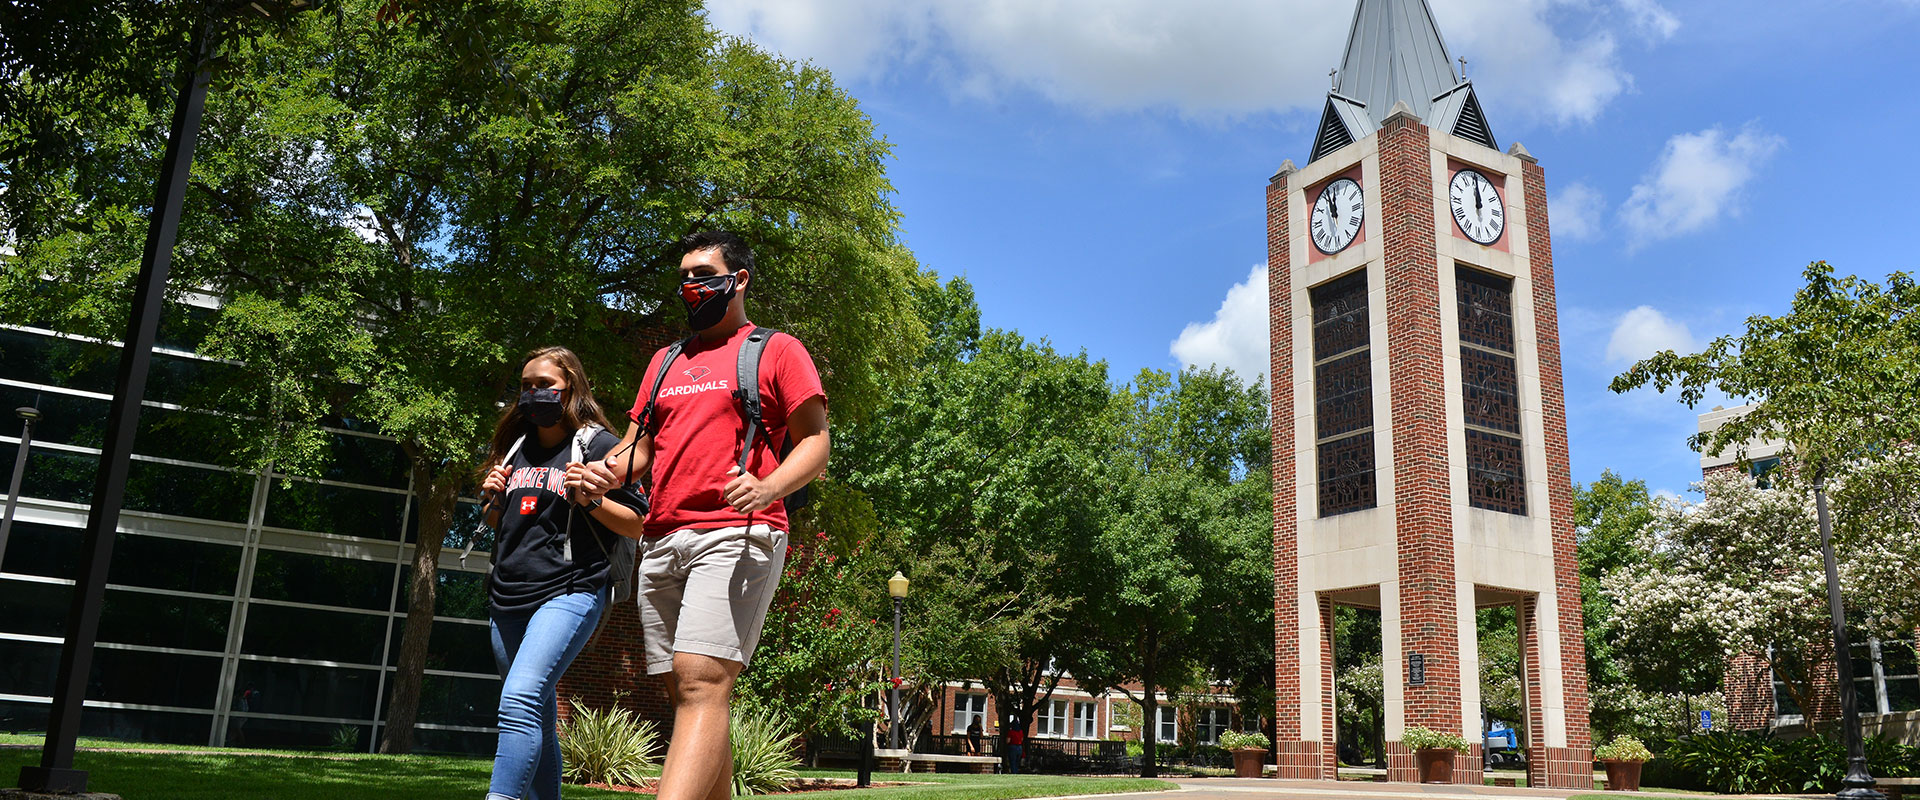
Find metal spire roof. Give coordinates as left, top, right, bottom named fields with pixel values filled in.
left=1309, top=0, right=1497, bottom=162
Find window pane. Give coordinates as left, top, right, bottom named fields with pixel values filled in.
left=108, top=533, right=241, bottom=595
left=88, top=648, right=221, bottom=709
left=323, top=432, right=409, bottom=490
left=389, top=620, right=495, bottom=676
left=233, top=660, right=380, bottom=720
left=0, top=578, right=70, bottom=637
left=0, top=327, right=118, bottom=394
left=1317, top=432, right=1377, bottom=516
left=1881, top=641, right=1916, bottom=677
left=406, top=725, right=496, bottom=756
left=416, top=672, right=500, bottom=729
left=145, top=353, right=248, bottom=410
left=99, top=589, right=230, bottom=652
left=1886, top=678, right=1919, bottom=713
left=82, top=707, right=212, bottom=746
left=1465, top=429, right=1527, bottom=515
left=227, top=716, right=371, bottom=751
left=134, top=406, right=239, bottom=468
left=0, top=639, right=61, bottom=697
left=0, top=386, right=109, bottom=448
left=242, top=604, right=386, bottom=664
left=24, top=449, right=98, bottom=506
left=251, top=550, right=395, bottom=611
left=406, top=499, right=487, bottom=551
left=265, top=479, right=406, bottom=540
left=124, top=460, right=253, bottom=522
left=0, top=520, right=80, bottom=578
left=1456, top=268, right=1516, bottom=352
left=400, top=565, right=490, bottom=621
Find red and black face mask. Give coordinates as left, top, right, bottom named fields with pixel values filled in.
left=679, top=273, right=738, bottom=331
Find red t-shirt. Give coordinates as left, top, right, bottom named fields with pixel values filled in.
left=628, top=323, right=825, bottom=537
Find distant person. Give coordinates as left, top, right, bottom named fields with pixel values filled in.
left=966, top=717, right=984, bottom=755
left=1006, top=714, right=1026, bottom=774
left=578, top=230, right=829, bottom=800
left=480, top=346, right=646, bottom=800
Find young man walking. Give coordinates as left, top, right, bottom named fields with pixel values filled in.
left=574, top=230, right=828, bottom=800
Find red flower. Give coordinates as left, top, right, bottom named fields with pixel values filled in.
left=815, top=531, right=829, bottom=541
left=890, top=677, right=904, bottom=687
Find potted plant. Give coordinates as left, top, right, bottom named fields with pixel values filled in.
left=1594, top=735, right=1652, bottom=792
left=1218, top=731, right=1271, bottom=779
left=1401, top=726, right=1472, bottom=784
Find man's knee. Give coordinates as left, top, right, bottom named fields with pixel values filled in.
left=669, top=653, right=740, bottom=705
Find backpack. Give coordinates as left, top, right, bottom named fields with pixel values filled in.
left=460, top=423, right=639, bottom=604
left=634, top=326, right=812, bottom=512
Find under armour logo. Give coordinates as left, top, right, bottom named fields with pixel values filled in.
left=519, top=496, right=538, bottom=515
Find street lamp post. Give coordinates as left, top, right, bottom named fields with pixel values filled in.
left=888, top=571, right=910, bottom=750
left=0, top=406, right=42, bottom=568
left=1816, top=474, right=1883, bottom=800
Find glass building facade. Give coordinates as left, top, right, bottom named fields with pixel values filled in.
left=0, top=316, right=500, bottom=753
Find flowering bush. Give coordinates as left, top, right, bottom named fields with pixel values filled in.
left=1217, top=731, right=1270, bottom=750
left=1400, top=726, right=1471, bottom=752
left=1595, top=735, right=1653, bottom=763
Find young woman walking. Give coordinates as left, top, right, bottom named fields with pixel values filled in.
left=479, top=346, right=646, bottom=800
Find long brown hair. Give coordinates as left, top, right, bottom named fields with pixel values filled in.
left=480, top=346, right=613, bottom=475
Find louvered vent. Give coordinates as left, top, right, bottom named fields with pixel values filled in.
left=1310, top=100, right=1356, bottom=163
left=1451, top=90, right=1496, bottom=150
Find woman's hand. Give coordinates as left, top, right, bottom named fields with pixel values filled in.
left=481, top=463, right=510, bottom=495
left=565, top=458, right=619, bottom=504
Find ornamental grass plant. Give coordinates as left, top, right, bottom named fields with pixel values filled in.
left=731, top=706, right=802, bottom=795
left=558, top=700, right=661, bottom=788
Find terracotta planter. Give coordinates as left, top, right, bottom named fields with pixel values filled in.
left=1415, top=748, right=1456, bottom=784
left=1231, top=748, right=1267, bottom=778
left=1602, top=759, right=1643, bottom=792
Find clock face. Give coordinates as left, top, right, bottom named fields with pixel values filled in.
left=1449, top=168, right=1505, bottom=244
left=1311, top=178, right=1364, bottom=254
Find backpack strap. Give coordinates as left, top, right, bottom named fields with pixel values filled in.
left=628, top=335, right=697, bottom=486
left=560, top=424, right=605, bottom=563
left=732, top=327, right=777, bottom=474
left=462, top=433, right=529, bottom=567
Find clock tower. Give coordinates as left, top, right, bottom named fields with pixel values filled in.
left=1267, top=0, right=1592, bottom=787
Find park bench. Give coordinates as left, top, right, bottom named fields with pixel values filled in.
left=901, top=753, right=1000, bottom=774
left=1879, top=777, right=1920, bottom=800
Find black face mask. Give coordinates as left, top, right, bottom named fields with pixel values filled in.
left=518, top=387, right=565, bottom=428
left=679, top=272, right=738, bottom=331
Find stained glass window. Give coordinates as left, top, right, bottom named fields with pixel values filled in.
left=1457, top=267, right=1526, bottom=515
left=1311, top=271, right=1375, bottom=516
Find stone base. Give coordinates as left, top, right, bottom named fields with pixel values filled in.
left=1272, top=740, right=1325, bottom=779
left=3, top=792, right=123, bottom=800
left=1527, top=746, right=1594, bottom=789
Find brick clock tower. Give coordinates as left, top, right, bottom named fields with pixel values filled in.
left=1266, top=0, right=1592, bottom=787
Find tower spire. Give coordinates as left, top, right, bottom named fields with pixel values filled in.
left=1309, top=0, right=1496, bottom=162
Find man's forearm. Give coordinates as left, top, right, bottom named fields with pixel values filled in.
left=765, top=432, right=829, bottom=500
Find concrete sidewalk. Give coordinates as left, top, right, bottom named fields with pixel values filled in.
left=1056, top=777, right=1813, bottom=800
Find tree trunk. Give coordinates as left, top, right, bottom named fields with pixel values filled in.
left=1141, top=627, right=1158, bottom=778
left=380, top=460, right=461, bottom=754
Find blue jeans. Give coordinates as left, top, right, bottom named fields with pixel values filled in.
left=488, top=589, right=607, bottom=800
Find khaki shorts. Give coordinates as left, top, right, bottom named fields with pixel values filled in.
left=636, top=524, right=788, bottom=675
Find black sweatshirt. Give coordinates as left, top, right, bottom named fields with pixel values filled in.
left=487, top=427, right=645, bottom=615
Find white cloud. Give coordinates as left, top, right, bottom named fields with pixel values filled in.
left=1605, top=306, right=1698, bottom=364
left=1171, top=263, right=1269, bottom=385
left=707, top=0, right=1657, bottom=123
left=1550, top=181, right=1605, bottom=241
left=1618, top=0, right=1681, bottom=39
left=1619, top=124, right=1785, bottom=245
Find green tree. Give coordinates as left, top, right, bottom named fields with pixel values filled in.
left=1065, top=366, right=1270, bottom=777
left=823, top=276, right=1104, bottom=749
left=2, top=0, right=925, bottom=752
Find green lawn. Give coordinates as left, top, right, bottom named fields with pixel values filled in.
left=0, top=737, right=1175, bottom=800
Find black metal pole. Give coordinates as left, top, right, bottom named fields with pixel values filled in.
left=0, top=408, right=40, bottom=567
left=890, top=596, right=903, bottom=750
left=1816, top=474, right=1883, bottom=800
left=16, top=16, right=214, bottom=795
left=857, top=718, right=874, bottom=788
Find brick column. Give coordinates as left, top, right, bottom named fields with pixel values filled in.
left=1319, top=596, right=1339, bottom=778
left=1270, top=166, right=1322, bottom=779
left=1520, top=152, right=1595, bottom=789
left=1379, top=112, right=1462, bottom=758
left=1522, top=597, right=1549, bottom=788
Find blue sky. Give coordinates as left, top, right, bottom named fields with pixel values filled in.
left=706, top=0, right=1920, bottom=499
